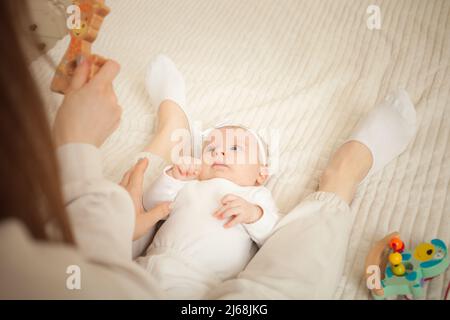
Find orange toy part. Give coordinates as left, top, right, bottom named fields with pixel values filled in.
left=389, top=237, right=405, bottom=253
left=50, top=0, right=110, bottom=94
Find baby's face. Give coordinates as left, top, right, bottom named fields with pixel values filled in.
left=199, top=127, right=268, bottom=186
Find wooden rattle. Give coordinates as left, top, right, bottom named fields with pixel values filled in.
left=50, top=0, right=110, bottom=94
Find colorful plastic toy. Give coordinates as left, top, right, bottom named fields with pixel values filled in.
left=51, top=0, right=110, bottom=94
left=389, top=252, right=402, bottom=265
left=389, top=236, right=404, bottom=253
left=388, top=237, right=406, bottom=276
left=365, top=233, right=449, bottom=300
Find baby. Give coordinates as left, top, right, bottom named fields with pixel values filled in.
left=134, top=63, right=281, bottom=298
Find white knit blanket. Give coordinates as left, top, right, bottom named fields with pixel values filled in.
left=31, top=0, right=450, bottom=299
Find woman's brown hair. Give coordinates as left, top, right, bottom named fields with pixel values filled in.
left=0, top=1, right=74, bottom=244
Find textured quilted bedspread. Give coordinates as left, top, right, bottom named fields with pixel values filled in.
left=31, top=0, right=449, bottom=299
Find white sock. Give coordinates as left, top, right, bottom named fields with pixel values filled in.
left=347, top=89, right=417, bottom=178
left=146, top=54, right=187, bottom=111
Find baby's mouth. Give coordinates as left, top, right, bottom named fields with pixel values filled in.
left=212, top=162, right=229, bottom=169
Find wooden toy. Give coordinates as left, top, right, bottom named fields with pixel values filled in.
left=365, top=233, right=449, bottom=300
left=51, top=0, right=110, bottom=94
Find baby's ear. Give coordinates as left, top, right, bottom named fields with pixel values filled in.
left=256, top=166, right=270, bottom=185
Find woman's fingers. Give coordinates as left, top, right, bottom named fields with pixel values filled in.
left=129, top=158, right=149, bottom=190
left=122, top=158, right=162, bottom=241
left=120, top=158, right=148, bottom=192
left=146, top=202, right=172, bottom=219
left=119, top=169, right=131, bottom=187
left=54, top=58, right=122, bottom=148
left=133, top=202, right=172, bottom=241
left=67, top=58, right=91, bottom=92
left=91, top=60, right=121, bottom=88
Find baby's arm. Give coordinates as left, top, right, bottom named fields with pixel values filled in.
left=166, top=157, right=201, bottom=181
left=142, top=166, right=188, bottom=211
left=144, top=156, right=201, bottom=209
left=143, top=156, right=201, bottom=211
left=243, top=189, right=281, bottom=246
left=214, top=188, right=281, bottom=246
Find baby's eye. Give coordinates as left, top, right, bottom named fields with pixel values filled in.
left=206, top=145, right=216, bottom=152
left=229, top=145, right=242, bottom=151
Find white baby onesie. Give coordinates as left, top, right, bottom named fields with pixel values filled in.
left=135, top=166, right=280, bottom=299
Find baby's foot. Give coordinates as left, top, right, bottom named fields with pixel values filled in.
left=146, top=55, right=203, bottom=157
left=146, top=54, right=187, bottom=113
left=348, top=89, right=417, bottom=179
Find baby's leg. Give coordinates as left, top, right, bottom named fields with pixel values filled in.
left=143, top=55, right=191, bottom=162
left=132, top=56, right=191, bottom=259
left=144, top=100, right=190, bottom=162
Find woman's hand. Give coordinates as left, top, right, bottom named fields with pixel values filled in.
left=120, top=158, right=172, bottom=240
left=213, top=194, right=263, bottom=228
left=53, top=58, right=122, bottom=148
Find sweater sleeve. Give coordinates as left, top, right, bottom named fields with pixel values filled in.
left=0, top=144, right=169, bottom=299
left=56, top=144, right=135, bottom=263
left=0, top=220, right=166, bottom=299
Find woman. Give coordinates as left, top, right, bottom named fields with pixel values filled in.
left=0, top=1, right=415, bottom=299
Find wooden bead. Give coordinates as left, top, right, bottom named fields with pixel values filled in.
left=389, top=252, right=403, bottom=265
left=389, top=237, right=405, bottom=252
left=391, top=263, right=406, bottom=276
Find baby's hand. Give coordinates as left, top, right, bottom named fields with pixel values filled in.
left=213, top=194, right=263, bottom=228
left=168, top=157, right=202, bottom=181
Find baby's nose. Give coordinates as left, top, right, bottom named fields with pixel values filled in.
left=213, top=147, right=226, bottom=157
left=212, top=150, right=226, bottom=162
left=214, top=151, right=225, bottom=159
